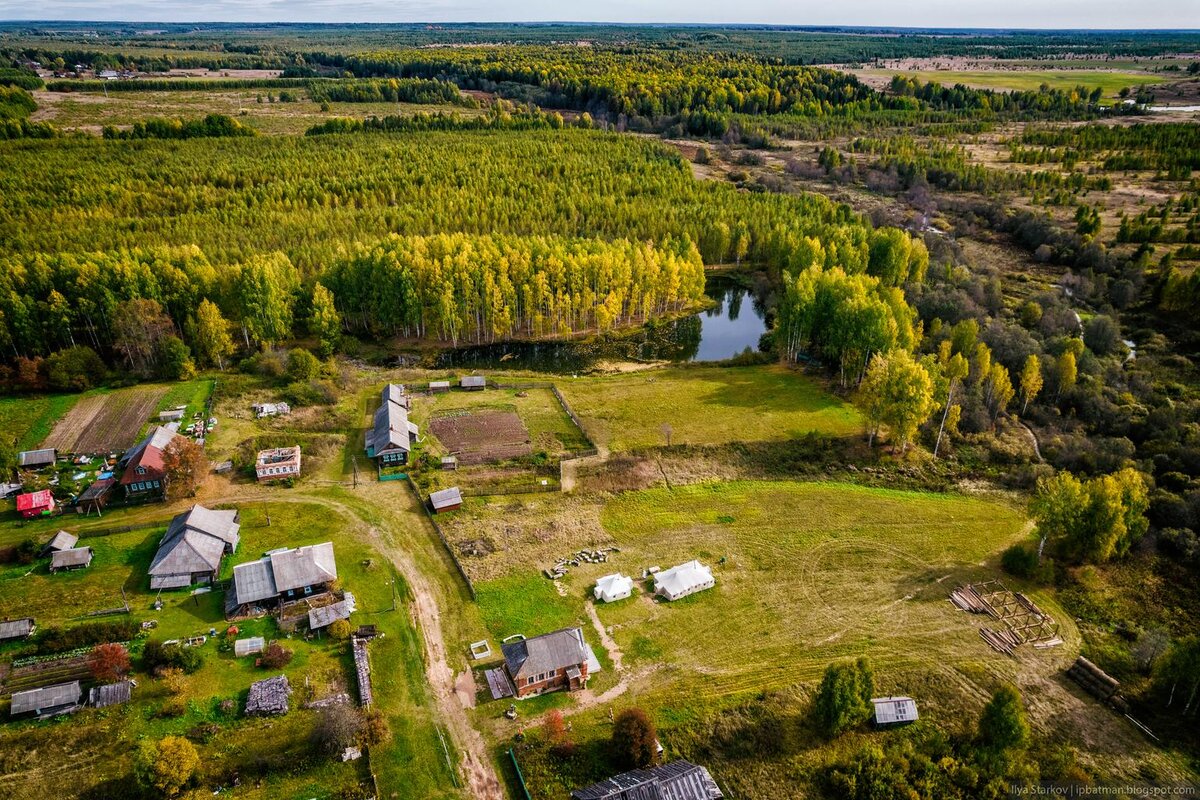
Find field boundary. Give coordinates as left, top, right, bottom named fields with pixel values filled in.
left=404, top=474, right=476, bottom=601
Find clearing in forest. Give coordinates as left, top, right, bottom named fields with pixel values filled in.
left=41, top=385, right=167, bottom=454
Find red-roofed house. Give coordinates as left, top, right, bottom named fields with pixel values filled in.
left=16, top=490, right=56, bottom=519
left=119, top=426, right=179, bottom=501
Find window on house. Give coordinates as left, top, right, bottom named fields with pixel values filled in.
left=136, top=466, right=146, bottom=474
left=304, top=586, right=313, bottom=596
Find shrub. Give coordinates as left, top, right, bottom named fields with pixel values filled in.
left=312, top=704, right=363, bottom=756
left=612, top=707, right=657, bottom=769
left=813, top=658, right=875, bottom=737
left=143, top=640, right=204, bottom=674
left=1000, top=543, right=1040, bottom=578
left=88, top=643, right=131, bottom=683
left=286, top=348, right=322, bottom=381
left=979, top=685, right=1029, bottom=750
left=362, top=709, right=391, bottom=746
left=38, top=619, right=140, bottom=654
left=327, top=619, right=352, bottom=640
left=134, top=735, right=199, bottom=797
left=260, top=642, right=293, bottom=669
left=45, top=345, right=107, bottom=391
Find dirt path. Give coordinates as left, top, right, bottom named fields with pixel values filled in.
left=559, top=444, right=609, bottom=493
left=1018, top=420, right=1045, bottom=463
left=204, top=485, right=503, bottom=800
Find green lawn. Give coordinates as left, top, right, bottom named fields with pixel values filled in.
left=854, top=67, right=1168, bottom=99
left=558, top=364, right=862, bottom=451
left=0, top=393, right=80, bottom=451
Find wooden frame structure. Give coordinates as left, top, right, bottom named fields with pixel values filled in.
left=950, top=580, right=1062, bottom=655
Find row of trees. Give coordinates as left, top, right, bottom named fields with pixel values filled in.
left=101, top=113, right=256, bottom=140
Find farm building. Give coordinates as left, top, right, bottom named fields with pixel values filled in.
left=15, top=489, right=55, bottom=519
left=872, top=696, right=919, bottom=727
left=594, top=573, right=634, bottom=603
left=502, top=627, right=590, bottom=698
left=10, top=681, right=82, bottom=719
left=571, top=760, right=724, bottom=800
left=158, top=408, right=186, bottom=422
left=365, top=384, right=419, bottom=468
left=245, top=675, right=291, bottom=716
left=0, top=482, right=22, bottom=499
left=430, top=487, right=463, bottom=513
left=89, top=681, right=133, bottom=708
left=41, top=530, right=78, bottom=554
left=234, top=636, right=265, bottom=657
left=50, top=546, right=94, bottom=572
left=385, top=384, right=411, bottom=409
left=226, top=542, right=339, bottom=617
left=461, top=375, right=486, bottom=391
left=0, top=617, right=35, bottom=642
left=654, top=560, right=715, bottom=601
left=148, top=505, right=241, bottom=590
left=255, top=446, right=302, bottom=482
left=309, top=592, right=356, bottom=630
left=17, top=448, right=56, bottom=469
left=74, top=477, right=115, bottom=516
left=430, top=380, right=451, bottom=393
left=252, top=402, right=291, bottom=418
left=441, top=455, right=458, bottom=470
left=119, top=426, right=181, bottom=500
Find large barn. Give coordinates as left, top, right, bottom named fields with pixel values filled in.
left=148, top=505, right=241, bottom=589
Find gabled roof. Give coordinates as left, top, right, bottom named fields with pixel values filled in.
left=16, top=490, right=54, bottom=512
left=502, top=627, right=587, bottom=681
left=654, top=561, right=714, bottom=597
left=18, top=448, right=56, bottom=468
left=149, top=505, right=240, bottom=580
left=230, top=542, right=338, bottom=606
left=595, top=573, right=633, bottom=599
left=571, top=760, right=724, bottom=800
left=231, top=558, right=278, bottom=605
left=367, top=385, right=414, bottom=456
left=10, top=681, right=82, bottom=715
left=120, top=425, right=179, bottom=483
left=51, top=547, right=93, bottom=570
left=44, top=530, right=79, bottom=552
left=430, top=487, right=463, bottom=510
left=89, top=681, right=133, bottom=708
left=0, top=618, right=34, bottom=640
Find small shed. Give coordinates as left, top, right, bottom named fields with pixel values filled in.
left=872, top=696, right=919, bottom=727
left=309, top=592, right=356, bottom=630
left=75, top=478, right=115, bottom=516
left=16, top=489, right=56, bottom=519
left=430, top=487, right=463, bottom=513
left=594, top=573, right=634, bottom=603
left=50, top=546, right=94, bottom=572
left=42, top=530, right=79, bottom=555
left=234, top=636, right=265, bottom=657
left=158, top=408, right=186, bottom=422
left=246, top=675, right=292, bottom=716
left=10, top=681, right=82, bottom=718
left=17, top=449, right=56, bottom=469
left=441, top=456, right=458, bottom=471
left=429, top=380, right=451, bottom=393
left=460, top=376, right=486, bottom=391
left=89, top=681, right=133, bottom=708
left=0, top=617, right=35, bottom=642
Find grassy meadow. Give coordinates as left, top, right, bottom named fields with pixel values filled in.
left=0, top=393, right=81, bottom=452
left=558, top=365, right=863, bottom=451
left=852, top=67, right=1169, bottom=99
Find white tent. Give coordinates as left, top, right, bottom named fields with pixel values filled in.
left=594, top=573, right=633, bottom=603
left=653, top=560, right=715, bottom=601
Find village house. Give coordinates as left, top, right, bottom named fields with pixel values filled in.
left=502, top=627, right=591, bottom=698
left=365, top=384, right=419, bottom=468
left=572, top=760, right=724, bottom=800
left=255, top=445, right=302, bottom=482
left=50, top=546, right=94, bottom=572
left=0, top=617, right=35, bottom=642
left=872, top=696, right=919, bottom=727
left=17, top=448, right=56, bottom=469
left=15, top=489, right=55, bottom=519
left=430, top=486, right=463, bottom=513
left=225, top=542, right=338, bottom=617
left=594, top=573, right=634, bottom=603
left=654, top=560, right=715, bottom=601
left=41, top=530, right=78, bottom=555
left=10, top=681, right=82, bottom=719
left=119, top=426, right=182, bottom=500
left=147, top=505, right=241, bottom=590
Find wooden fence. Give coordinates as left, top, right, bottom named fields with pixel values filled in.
left=404, top=474, right=476, bottom=601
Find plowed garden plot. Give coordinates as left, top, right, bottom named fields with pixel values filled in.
left=42, top=386, right=166, bottom=454
left=431, top=409, right=532, bottom=464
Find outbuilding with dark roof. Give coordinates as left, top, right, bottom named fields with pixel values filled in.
left=10, top=681, right=83, bottom=718
left=89, top=681, right=133, bottom=708
left=148, top=505, right=240, bottom=590
left=17, top=448, right=56, bottom=469
left=571, top=760, right=724, bottom=800
left=50, top=546, right=93, bottom=572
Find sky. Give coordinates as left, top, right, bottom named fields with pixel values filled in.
left=1, top=0, right=1198, bottom=29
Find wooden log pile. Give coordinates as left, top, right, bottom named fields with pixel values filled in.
left=949, top=585, right=992, bottom=615
left=1067, top=656, right=1120, bottom=701
left=545, top=546, right=620, bottom=580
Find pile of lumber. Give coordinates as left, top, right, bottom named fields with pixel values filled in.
left=950, top=585, right=991, bottom=615
left=979, top=627, right=1022, bottom=655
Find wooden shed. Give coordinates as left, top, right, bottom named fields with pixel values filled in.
left=430, top=487, right=463, bottom=513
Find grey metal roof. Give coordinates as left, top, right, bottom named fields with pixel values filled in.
left=461, top=376, right=486, bottom=388
left=385, top=384, right=407, bottom=406
left=502, top=627, right=587, bottom=681
left=430, top=487, right=463, bottom=510
left=51, top=547, right=93, bottom=570
left=367, top=388, right=414, bottom=456
left=309, top=592, right=356, bottom=629
left=571, top=760, right=724, bottom=800
left=231, top=542, right=337, bottom=605
left=11, top=681, right=82, bottom=716
left=149, top=505, right=240, bottom=581
left=18, top=448, right=56, bottom=467
left=151, top=574, right=193, bottom=590
left=0, top=618, right=34, bottom=640
left=89, top=681, right=132, bottom=708
left=231, top=558, right=278, bottom=605
left=872, top=696, right=919, bottom=725
left=43, top=531, right=79, bottom=552
left=246, top=675, right=291, bottom=715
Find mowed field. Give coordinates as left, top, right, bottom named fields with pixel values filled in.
left=41, top=385, right=166, bottom=453
left=558, top=365, right=862, bottom=451
left=850, top=67, right=1168, bottom=99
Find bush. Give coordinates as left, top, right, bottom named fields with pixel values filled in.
left=38, top=619, right=140, bottom=654
left=327, top=619, right=352, bottom=640
left=813, top=658, right=874, bottom=737
left=362, top=709, right=391, bottom=746
left=286, top=348, right=322, bottom=381
left=45, top=346, right=107, bottom=391
left=134, top=735, right=199, bottom=797
left=260, top=642, right=293, bottom=669
left=312, top=704, right=363, bottom=756
left=1001, top=543, right=1040, bottom=578
left=241, top=349, right=287, bottom=379
left=88, top=643, right=131, bottom=683
left=979, top=685, right=1029, bottom=750
left=143, top=640, right=204, bottom=674
left=283, top=379, right=337, bottom=407
left=612, top=708, right=657, bottom=769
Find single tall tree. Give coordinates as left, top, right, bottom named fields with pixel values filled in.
left=310, top=283, right=342, bottom=358
left=88, top=642, right=131, bottom=683
left=162, top=437, right=207, bottom=501
left=193, top=299, right=235, bottom=370
left=612, top=708, right=657, bottom=769
left=134, top=735, right=199, bottom=798
left=1019, top=354, right=1043, bottom=414
left=857, top=350, right=935, bottom=452
left=978, top=686, right=1029, bottom=750
left=933, top=352, right=969, bottom=457
left=813, top=657, right=875, bottom=737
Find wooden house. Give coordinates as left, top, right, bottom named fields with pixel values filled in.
left=10, top=681, right=82, bottom=719
left=119, top=426, right=180, bottom=500
left=571, top=760, right=724, bottom=800
left=460, top=375, right=486, bottom=391
left=255, top=446, right=302, bottom=481
left=0, top=617, right=35, bottom=642
left=41, top=530, right=78, bottom=555
left=226, top=542, right=338, bottom=617
left=89, top=681, right=133, bottom=708
left=75, top=477, right=115, bottom=516
left=148, top=505, right=241, bottom=590
left=502, top=627, right=590, bottom=698
left=365, top=384, right=418, bottom=468
left=15, top=489, right=55, bottom=519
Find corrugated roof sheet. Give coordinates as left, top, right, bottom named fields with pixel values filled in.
left=0, top=618, right=34, bottom=640
left=77, top=478, right=115, bottom=503
left=120, top=426, right=178, bottom=483
left=10, top=681, right=82, bottom=716
left=44, top=531, right=78, bottom=552
left=367, top=387, right=414, bottom=456
left=571, top=760, right=724, bottom=800
left=18, top=449, right=56, bottom=467
left=230, top=542, right=337, bottom=605
left=51, top=547, right=93, bottom=569
left=309, top=592, right=356, bottom=629
left=149, top=505, right=240, bottom=582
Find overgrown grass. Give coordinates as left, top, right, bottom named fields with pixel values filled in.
left=854, top=68, right=1168, bottom=98
left=0, top=393, right=81, bottom=451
